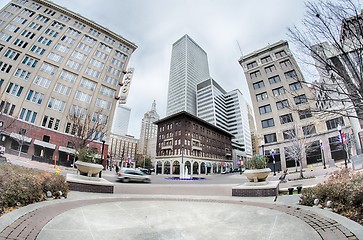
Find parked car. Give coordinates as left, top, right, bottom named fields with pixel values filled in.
left=0, top=155, right=9, bottom=164
left=117, top=168, right=151, bottom=183
left=139, top=168, right=152, bottom=175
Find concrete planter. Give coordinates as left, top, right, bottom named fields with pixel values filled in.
left=244, top=168, right=271, bottom=182
left=75, top=161, right=103, bottom=177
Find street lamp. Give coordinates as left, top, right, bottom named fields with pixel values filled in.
left=180, top=145, right=184, bottom=178
left=319, top=139, right=326, bottom=169
left=260, top=139, right=265, bottom=156
left=271, top=149, right=276, bottom=176
left=337, top=124, right=347, bottom=168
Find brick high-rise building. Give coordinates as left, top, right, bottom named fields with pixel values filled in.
left=0, top=0, right=137, bottom=166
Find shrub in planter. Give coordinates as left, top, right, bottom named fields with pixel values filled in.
left=41, top=173, right=69, bottom=198
left=299, top=169, right=363, bottom=225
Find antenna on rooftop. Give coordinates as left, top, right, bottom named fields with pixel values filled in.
left=236, top=40, right=243, bottom=57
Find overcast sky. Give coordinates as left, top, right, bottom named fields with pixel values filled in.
left=1, top=0, right=341, bottom=137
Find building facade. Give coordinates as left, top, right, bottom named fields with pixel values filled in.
left=109, top=133, right=138, bottom=168
left=111, top=104, right=131, bottom=136
left=138, top=100, right=159, bottom=158
left=154, top=111, right=233, bottom=175
left=0, top=0, right=137, bottom=166
left=196, top=78, right=252, bottom=166
left=239, top=40, right=353, bottom=170
left=166, top=34, right=210, bottom=116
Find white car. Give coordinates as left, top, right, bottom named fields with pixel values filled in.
left=117, top=168, right=151, bottom=183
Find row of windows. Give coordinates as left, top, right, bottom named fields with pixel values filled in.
left=261, top=109, right=312, bottom=127
left=246, top=50, right=287, bottom=69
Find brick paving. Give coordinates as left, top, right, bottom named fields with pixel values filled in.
left=0, top=197, right=359, bottom=240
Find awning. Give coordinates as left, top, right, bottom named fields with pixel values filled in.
left=33, top=139, right=56, bottom=150
left=10, top=132, right=32, bottom=143
left=58, top=146, right=76, bottom=155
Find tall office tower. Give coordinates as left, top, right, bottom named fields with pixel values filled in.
left=196, top=78, right=252, bottom=165
left=139, top=100, right=159, bottom=158
left=239, top=40, right=354, bottom=170
left=0, top=0, right=137, bottom=166
left=111, top=104, right=131, bottom=136
left=166, top=34, right=210, bottom=116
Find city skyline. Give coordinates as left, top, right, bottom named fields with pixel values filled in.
left=0, top=0, right=326, bottom=137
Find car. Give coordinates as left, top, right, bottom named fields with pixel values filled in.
left=0, top=155, right=9, bottom=164
left=139, top=168, right=152, bottom=175
left=117, top=168, right=151, bottom=183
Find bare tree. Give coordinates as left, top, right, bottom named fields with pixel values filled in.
left=288, top=0, right=363, bottom=122
left=66, top=108, right=108, bottom=162
left=284, top=125, right=318, bottom=178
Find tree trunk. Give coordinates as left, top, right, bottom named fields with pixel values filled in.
left=299, top=160, right=304, bottom=179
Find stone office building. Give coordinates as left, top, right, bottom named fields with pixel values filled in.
left=154, top=111, right=233, bottom=175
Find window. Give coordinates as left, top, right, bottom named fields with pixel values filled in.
left=275, top=50, right=287, bottom=58
left=104, top=75, right=118, bottom=86
left=73, top=21, right=85, bottom=30
left=20, top=8, right=34, bottom=17
left=111, top=58, right=123, bottom=68
left=66, top=27, right=81, bottom=37
left=60, top=70, right=77, bottom=83
left=261, top=118, right=274, bottom=128
left=283, top=129, right=296, bottom=140
left=289, top=82, right=302, bottom=91
left=77, top=42, right=92, bottom=53
left=298, top=109, right=312, bottom=120
left=66, top=59, right=82, bottom=71
left=14, top=68, right=31, bottom=80
left=69, top=105, right=88, bottom=118
left=75, top=90, right=92, bottom=103
left=12, top=16, right=27, bottom=24
left=80, top=78, right=97, bottom=91
left=82, top=35, right=96, bottom=45
left=115, top=51, right=127, bottom=60
left=30, top=45, right=46, bottom=55
left=43, top=8, right=56, bottom=16
left=280, top=113, right=293, bottom=124
left=264, top=64, right=276, bottom=73
left=38, top=36, right=53, bottom=46
left=58, top=14, right=70, bottom=22
left=280, top=59, right=292, bottom=68
left=261, top=55, right=272, bottom=64
left=276, top=99, right=289, bottom=110
left=42, top=116, right=60, bottom=130
left=264, top=133, right=277, bottom=143
left=247, top=61, right=257, bottom=69
left=92, top=112, right=108, bottom=124
left=4, top=49, right=20, bottom=60
left=51, top=21, right=64, bottom=30
left=35, top=14, right=49, bottom=23
left=85, top=68, right=101, bottom=78
left=256, top=92, right=268, bottom=102
left=302, top=125, right=316, bottom=136
left=0, top=61, right=12, bottom=73
left=40, top=63, right=57, bottom=75
left=0, top=32, right=12, bottom=42
left=29, top=2, right=41, bottom=10
left=89, top=28, right=100, bottom=37
left=108, top=66, right=121, bottom=77
left=268, top=75, right=280, bottom=84
left=0, top=100, right=15, bottom=116
left=33, top=75, right=51, bottom=88
left=253, top=80, right=264, bottom=89
left=103, top=36, right=115, bottom=45
left=47, top=51, right=63, bottom=63
left=94, top=50, right=108, bottom=60
left=71, top=50, right=87, bottom=61
left=44, top=28, right=58, bottom=38
left=6, top=82, right=23, bottom=96
left=53, top=83, right=71, bottom=96
left=54, top=43, right=69, bottom=53
left=99, top=85, right=115, bottom=97
left=90, top=58, right=104, bottom=68
left=326, top=117, right=344, bottom=130
left=272, top=86, right=285, bottom=96
left=5, top=23, right=20, bottom=33
left=294, top=94, right=307, bottom=105
left=13, top=38, right=28, bottom=48
left=99, top=43, right=112, bottom=52
left=284, top=70, right=297, bottom=79
left=28, top=22, right=42, bottom=30
left=19, top=108, right=37, bottom=123
left=22, top=56, right=38, bottom=68
left=119, top=43, right=130, bottom=53
left=95, top=98, right=112, bottom=110
left=259, top=105, right=271, bottom=114
left=21, top=29, right=35, bottom=39
left=26, top=89, right=44, bottom=104
left=250, top=70, right=261, bottom=79
left=47, top=97, right=66, bottom=112
left=61, top=35, right=75, bottom=45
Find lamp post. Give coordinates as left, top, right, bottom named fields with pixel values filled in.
left=337, top=124, right=347, bottom=168
left=100, top=139, right=105, bottom=177
left=260, top=139, right=265, bottom=156
left=180, top=145, right=184, bottom=178
left=271, top=149, right=276, bottom=176
left=319, top=139, right=326, bottom=169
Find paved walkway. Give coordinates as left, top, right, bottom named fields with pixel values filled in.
left=1, top=154, right=362, bottom=239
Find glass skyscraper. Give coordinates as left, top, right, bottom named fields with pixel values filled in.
left=166, top=34, right=210, bottom=116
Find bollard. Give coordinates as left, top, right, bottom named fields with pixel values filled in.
left=55, top=168, right=60, bottom=175
left=297, top=186, right=303, bottom=194
left=288, top=188, right=294, bottom=195
left=310, top=165, right=313, bottom=171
